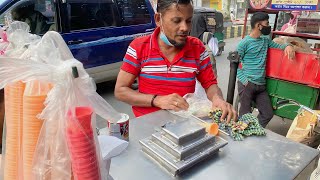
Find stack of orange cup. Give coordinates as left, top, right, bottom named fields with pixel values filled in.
left=66, top=107, right=100, bottom=180
left=22, top=95, right=47, bottom=180
left=3, top=81, right=25, bottom=180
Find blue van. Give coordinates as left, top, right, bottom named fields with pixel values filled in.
left=0, top=0, right=156, bottom=82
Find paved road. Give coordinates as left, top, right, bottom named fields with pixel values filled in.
left=96, top=37, right=292, bottom=136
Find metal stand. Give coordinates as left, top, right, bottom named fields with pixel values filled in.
left=226, top=51, right=240, bottom=105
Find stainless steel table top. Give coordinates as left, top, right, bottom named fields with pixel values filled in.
left=110, top=110, right=319, bottom=180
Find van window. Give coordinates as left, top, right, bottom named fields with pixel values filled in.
left=117, top=0, right=151, bottom=26
left=66, top=0, right=121, bottom=31
left=5, top=0, right=56, bottom=35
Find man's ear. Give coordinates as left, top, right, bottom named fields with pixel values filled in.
left=154, top=13, right=161, bottom=27
left=256, top=22, right=261, bottom=30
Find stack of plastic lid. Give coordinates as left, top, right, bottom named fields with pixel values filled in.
left=66, top=107, right=100, bottom=180
left=3, top=81, right=25, bottom=180
left=22, top=95, right=46, bottom=179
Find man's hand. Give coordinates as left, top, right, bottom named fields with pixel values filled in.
left=284, top=45, right=295, bottom=60
left=154, top=93, right=189, bottom=111
left=212, top=96, right=237, bottom=123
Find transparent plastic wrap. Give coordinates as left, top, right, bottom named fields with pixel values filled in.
left=170, top=80, right=212, bottom=119
left=0, top=30, right=122, bottom=180
left=4, top=21, right=41, bottom=58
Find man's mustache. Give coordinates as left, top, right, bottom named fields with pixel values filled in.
left=176, top=32, right=188, bottom=36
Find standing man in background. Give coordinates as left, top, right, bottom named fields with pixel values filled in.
left=237, top=12, right=295, bottom=127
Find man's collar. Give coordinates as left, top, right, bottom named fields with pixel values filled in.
left=150, top=27, right=191, bottom=52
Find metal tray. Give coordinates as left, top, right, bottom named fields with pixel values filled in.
left=152, top=131, right=216, bottom=160
left=162, top=118, right=206, bottom=145
left=140, top=136, right=228, bottom=176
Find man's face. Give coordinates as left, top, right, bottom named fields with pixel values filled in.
left=257, top=19, right=269, bottom=30
left=155, top=3, right=193, bottom=47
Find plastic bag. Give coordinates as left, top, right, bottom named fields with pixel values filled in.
left=169, top=81, right=211, bottom=118
left=170, top=80, right=211, bottom=118
left=4, top=21, right=41, bottom=58
left=283, top=24, right=297, bottom=34
left=208, top=37, right=219, bottom=56
left=98, top=135, right=128, bottom=180
left=0, top=28, right=122, bottom=180
left=286, top=107, right=320, bottom=144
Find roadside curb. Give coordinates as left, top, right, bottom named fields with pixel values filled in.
left=224, top=25, right=251, bottom=39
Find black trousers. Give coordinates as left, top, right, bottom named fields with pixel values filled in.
left=238, top=81, right=273, bottom=128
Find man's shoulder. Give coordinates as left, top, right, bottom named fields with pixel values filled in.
left=187, top=36, right=205, bottom=48
left=240, top=36, right=251, bottom=42
left=238, top=36, right=253, bottom=47
left=130, top=34, right=152, bottom=49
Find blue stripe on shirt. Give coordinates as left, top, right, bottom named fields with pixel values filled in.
left=141, top=57, right=164, bottom=64
left=140, top=74, right=195, bottom=82
left=180, top=58, right=196, bottom=64
left=200, top=61, right=211, bottom=70
left=123, top=58, right=139, bottom=67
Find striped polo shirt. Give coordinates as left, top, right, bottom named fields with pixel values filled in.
left=121, top=27, right=217, bottom=117
left=237, top=35, right=288, bottom=85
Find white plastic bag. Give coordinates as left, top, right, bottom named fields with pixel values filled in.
left=169, top=93, right=212, bottom=118
left=98, top=135, right=128, bottom=180
left=208, top=37, right=219, bottom=56
left=5, top=21, right=41, bottom=58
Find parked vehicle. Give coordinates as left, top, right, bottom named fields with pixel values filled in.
left=0, top=0, right=156, bottom=83
left=193, top=7, right=225, bottom=56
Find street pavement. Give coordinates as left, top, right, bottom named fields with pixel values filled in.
left=96, top=37, right=292, bottom=136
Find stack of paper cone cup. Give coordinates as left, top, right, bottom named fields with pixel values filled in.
left=22, top=95, right=46, bottom=180
left=66, top=107, right=100, bottom=180
left=3, top=81, right=25, bottom=180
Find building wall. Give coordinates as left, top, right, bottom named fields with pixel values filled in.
left=200, top=0, right=222, bottom=10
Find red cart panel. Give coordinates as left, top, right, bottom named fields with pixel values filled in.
left=266, top=48, right=320, bottom=88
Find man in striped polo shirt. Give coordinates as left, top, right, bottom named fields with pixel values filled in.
left=237, top=12, right=295, bottom=128
left=115, top=0, right=237, bottom=122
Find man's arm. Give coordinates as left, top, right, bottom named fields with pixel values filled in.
left=196, top=44, right=237, bottom=122
left=115, top=70, right=154, bottom=107
left=268, top=38, right=288, bottom=49
left=205, top=84, right=223, bottom=101
left=114, top=70, right=189, bottom=111
left=236, top=38, right=249, bottom=85
left=237, top=38, right=246, bottom=58
left=268, top=38, right=295, bottom=59
left=205, top=84, right=237, bottom=122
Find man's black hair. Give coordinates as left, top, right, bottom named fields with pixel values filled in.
left=157, top=0, right=193, bottom=13
left=250, top=12, right=269, bottom=29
